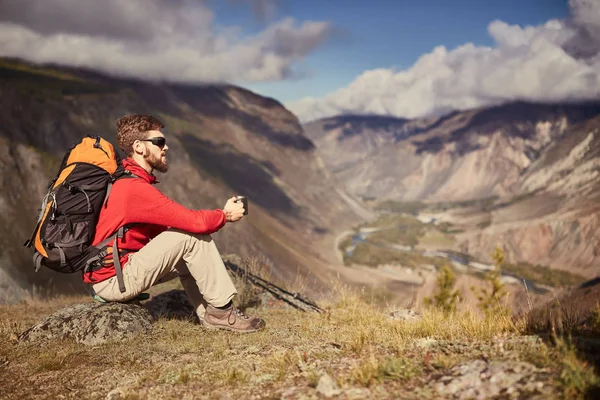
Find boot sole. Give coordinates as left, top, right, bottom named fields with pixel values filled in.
left=202, top=320, right=266, bottom=333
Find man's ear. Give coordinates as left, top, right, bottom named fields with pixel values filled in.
left=132, top=140, right=144, bottom=156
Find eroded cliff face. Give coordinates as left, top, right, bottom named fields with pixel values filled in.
left=304, top=102, right=600, bottom=202
left=0, top=59, right=366, bottom=302
left=457, top=117, right=600, bottom=276
left=305, top=103, right=600, bottom=275
left=457, top=206, right=600, bottom=277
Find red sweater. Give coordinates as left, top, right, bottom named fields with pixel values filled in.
left=83, top=158, right=227, bottom=284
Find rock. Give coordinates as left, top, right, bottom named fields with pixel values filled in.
left=18, top=302, right=153, bottom=346
left=416, top=337, right=438, bottom=349
left=343, top=388, right=371, bottom=399
left=279, top=386, right=302, bottom=400
left=316, top=373, right=341, bottom=398
left=389, top=309, right=422, bottom=322
left=144, top=289, right=198, bottom=322
left=432, top=359, right=551, bottom=399
left=105, top=388, right=124, bottom=400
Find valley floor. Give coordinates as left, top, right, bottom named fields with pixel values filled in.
left=331, top=201, right=590, bottom=313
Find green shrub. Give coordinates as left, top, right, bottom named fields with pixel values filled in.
left=472, top=247, right=509, bottom=317
left=425, top=264, right=461, bottom=314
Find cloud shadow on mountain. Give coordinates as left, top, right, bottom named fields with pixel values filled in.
left=167, top=85, right=315, bottom=151
left=181, top=134, right=300, bottom=217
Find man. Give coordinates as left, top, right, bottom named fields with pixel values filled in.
left=85, top=114, right=265, bottom=333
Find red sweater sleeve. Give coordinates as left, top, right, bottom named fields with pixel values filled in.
left=122, top=180, right=226, bottom=234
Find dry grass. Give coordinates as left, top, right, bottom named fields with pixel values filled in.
left=521, top=336, right=600, bottom=399
left=229, top=254, right=273, bottom=311
left=0, top=286, right=599, bottom=399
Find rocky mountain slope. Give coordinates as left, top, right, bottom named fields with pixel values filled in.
left=304, top=102, right=600, bottom=202
left=457, top=114, right=600, bottom=277
left=304, top=103, right=600, bottom=276
left=0, top=58, right=366, bottom=303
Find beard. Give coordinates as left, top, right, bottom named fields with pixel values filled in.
left=146, top=152, right=168, bottom=173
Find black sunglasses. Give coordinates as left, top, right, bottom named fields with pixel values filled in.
left=139, top=137, right=166, bottom=148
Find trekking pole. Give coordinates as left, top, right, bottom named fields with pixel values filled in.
left=232, top=263, right=324, bottom=312
left=245, top=276, right=319, bottom=313
left=225, top=261, right=324, bottom=313
left=245, top=271, right=324, bottom=313
left=250, top=272, right=325, bottom=313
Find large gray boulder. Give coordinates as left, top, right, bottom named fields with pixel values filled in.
left=19, top=302, right=153, bottom=346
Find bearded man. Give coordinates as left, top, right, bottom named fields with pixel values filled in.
left=86, top=114, right=265, bottom=333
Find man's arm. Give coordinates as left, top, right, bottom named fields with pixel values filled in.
left=123, top=181, right=227, bottom=234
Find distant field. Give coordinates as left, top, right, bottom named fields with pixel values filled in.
left=0, top=60, right=115, bottom=97
left=340, top=212, right=458, bottom=268
left=346, top=241, right=450, bottom=269
left=425, top=196, right=498, bottom=212
left=501, top=262, right=586, bottom=288
left=374, top=200, right=425, bottom=215
left=0, top=59, right=85, bottom=81
left=416, top=230, right=455, bottom=249
left=375, top=197, right=499, bottom=215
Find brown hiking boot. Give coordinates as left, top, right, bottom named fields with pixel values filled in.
left=203, top=303, right=266, bottom=333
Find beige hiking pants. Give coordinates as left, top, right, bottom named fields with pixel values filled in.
left=91, top=229, right=237, bottom=319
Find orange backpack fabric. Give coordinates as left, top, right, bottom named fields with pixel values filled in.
left=25, top=136, right=128, bottom=280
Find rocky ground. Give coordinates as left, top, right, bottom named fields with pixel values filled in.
left=1, top=274, right=599, bottom=399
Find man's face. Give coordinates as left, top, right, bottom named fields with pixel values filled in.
left=141, top=130, right=169, bottom=173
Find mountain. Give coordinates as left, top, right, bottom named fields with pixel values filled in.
left=0, top=58, right=368, bottom=303
left=304, top=102, right=600, bottom=202
left=457, top=113, right=600, bottom=277
left=304, top=102, right=600, bottom=277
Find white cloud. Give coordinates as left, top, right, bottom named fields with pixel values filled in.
left=287, top=0, right=600, bottom=122
left=0, top=0, right=333, bottom=83
left=230, top=0, right=281, bottom=22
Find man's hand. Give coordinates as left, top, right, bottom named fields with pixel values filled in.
left=222, top=196, right=245, bottom=222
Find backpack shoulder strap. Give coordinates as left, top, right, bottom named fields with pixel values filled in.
left=112, top=226, right=128, bottom=293
left=102, top=169, right=141, bottom=208
left=92, top=169, right=142, bottom=293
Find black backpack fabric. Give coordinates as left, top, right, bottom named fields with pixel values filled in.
left=24, top=135, right=132, bottom=292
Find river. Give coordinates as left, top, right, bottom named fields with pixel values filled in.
left=341, top=222, right=550, bottom=294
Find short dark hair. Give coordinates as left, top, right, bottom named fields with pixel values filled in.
left=116, top=114, right=164, bottom=156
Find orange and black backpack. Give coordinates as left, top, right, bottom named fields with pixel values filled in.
left=24, top=135, right=133, bottom=291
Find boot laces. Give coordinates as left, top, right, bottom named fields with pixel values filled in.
left=227, top=306, right=250, bottom=325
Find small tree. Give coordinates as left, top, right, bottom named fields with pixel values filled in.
left=473, top=247, right=509, bottom=316
left=425, top=264, right=461, bottom=314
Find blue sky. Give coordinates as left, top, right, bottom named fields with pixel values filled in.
left=211, top=0, right=571, bottom=103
